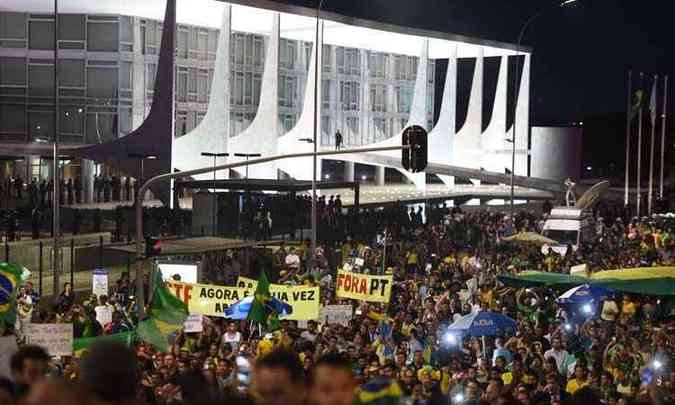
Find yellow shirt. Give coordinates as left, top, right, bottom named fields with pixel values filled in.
left=565, top=378, right=589, bottom=394
left=622, top=300, right=636, bottom=315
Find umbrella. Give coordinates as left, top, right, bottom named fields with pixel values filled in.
left=556, top=284, right=613, bottom=305
left=502, top=232, right=558, bottom=246
left=447, top=310, right=517, bottom=337
left=224, top=296, right=293, bottom=320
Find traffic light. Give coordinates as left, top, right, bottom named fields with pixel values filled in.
left=145, top=237, right=162, bottom=257
left=402, top=125, right=428, bottom=172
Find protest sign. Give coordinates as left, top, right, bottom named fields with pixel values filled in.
left=184, top=314, right=204, bottom=333
left=92, top=269, right=108, bottom=297
left=320, top=305, right=353, bottom=325
left=336, top=269, right=393, bottom=303
left=236, top=276, right=257, bottom=290
left=166, top=280, right=251, bottom=317
left=24, top=323, right=73, bottom=356
left=168, top=280, right=320, bottom=320
left=95, top=305, right=113, bottom=327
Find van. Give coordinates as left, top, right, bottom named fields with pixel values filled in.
left=541, top=206, right=597, bottom=255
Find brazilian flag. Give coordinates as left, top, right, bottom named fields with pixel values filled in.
left=136, top=270, right=188, bottom=352
left=0, top=262, right=23, bottom=333
left=73, top=331, right=138, bottom=357
left=247, top=271, right=280, bottom=331
left=356, top=378, right=403, bottom=405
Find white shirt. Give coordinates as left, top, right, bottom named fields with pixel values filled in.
left=544, top=348, right=569, bottom=375
left=223, top=331, right=242, bottom=343
left=285, top=253, right=300, bottom=269
left=601, top=300, right=619, bottom=321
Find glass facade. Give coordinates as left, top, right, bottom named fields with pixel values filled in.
left=0, top=11, right=434, bottom=148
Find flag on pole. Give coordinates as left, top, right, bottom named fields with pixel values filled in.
left=247, top=271, right=280, bottom=331
left=0, top=262, right=23, bottom=333
left=136, top=270, right=189, bottom=352
left=650, top=76, right=658, bottom=125
left=630, top=89, right=645, bottom=120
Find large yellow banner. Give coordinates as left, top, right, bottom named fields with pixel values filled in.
left=167, top=279, right=320, bottom=320
left=336, top=269, right=393, bottom=303
left=166, top=280, right=250, bottom=317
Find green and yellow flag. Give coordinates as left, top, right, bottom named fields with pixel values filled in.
left=137, top=270, right=189, bottom=352
left=73, top=330, right=138, bottom=357
left=247, top=271, right=280, bottom=331
left=0, top=262, right=24, bottom=333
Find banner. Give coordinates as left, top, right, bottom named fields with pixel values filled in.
left=336, top=269, right=393, bottom=303
left=236, top=276, right=258, bottom=290
left=320, top=305, right=353, bottom=326
left=184, top=314, right=204, bottom=333
left=24, top=323, right=73, bottom=357
left=166, top=280, right=251, bottom=317
left=92, top=269, right=108, bottom=297
left=168, top=280, right=320, bottom=320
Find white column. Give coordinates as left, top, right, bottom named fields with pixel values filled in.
left=344, top=161, right=355, bottom=182
left=375, top=166, right=385, bottom=186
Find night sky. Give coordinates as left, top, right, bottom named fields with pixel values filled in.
left=268, top=0, right=675, bottom=177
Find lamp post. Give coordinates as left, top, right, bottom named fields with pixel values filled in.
left=233, top=153, right=261, bottom=239
left=201, top=152, right=229, bottom=236
left=510, top=0, right=577, bottom=215
left=128, top=153, right=157, bottom=203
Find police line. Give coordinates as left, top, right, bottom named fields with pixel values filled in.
left=166, top=280, right=319, bottom=320
left=335, top=269, right=393, bottom=303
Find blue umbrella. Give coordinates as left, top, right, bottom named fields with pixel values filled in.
left=556, top=283, right=613, bottom=305
left=447, top=310, right=517, bottom=337
left=224, top=296, right=293, bottom=320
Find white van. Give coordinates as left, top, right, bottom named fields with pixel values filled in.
left=542, top=207, right=597, bottom=255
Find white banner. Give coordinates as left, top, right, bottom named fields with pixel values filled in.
left=320, top=305, right=353, bottom=326
left=92, top=269, right=108, bottom=297
left=184, top=314, right=204, bottom=333
left=24, top=323, right=73, bottom=357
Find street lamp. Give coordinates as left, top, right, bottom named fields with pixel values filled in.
left=510, top=0, right=577, bottom=215
left=128, top=153, right=157, bottom=201
left=201, top=152, right=229, bottom=236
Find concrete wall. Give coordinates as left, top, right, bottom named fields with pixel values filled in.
left=531, top=126, right=583, bottom=182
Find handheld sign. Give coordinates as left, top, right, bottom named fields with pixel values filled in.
left=336, top=269, right=393, bottom=303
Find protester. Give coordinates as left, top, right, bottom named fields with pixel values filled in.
left=2, top=199, right=674, bottom=405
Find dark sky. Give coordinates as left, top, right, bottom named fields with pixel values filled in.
left=268, top=0, right=675, bottom=122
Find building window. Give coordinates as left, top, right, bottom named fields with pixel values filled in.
left=253, top=37, right=264, bottom=67
left=197, top=69, right=209, bottom=103
left=176, top=67, right=188, bottom=102
left=177, top=27, right=189, bottom=58
left=252, top=73, right=262, bottom=108
left=337, top=47, right=360, bottom=75
left=145, top=63, right=157, bottom=92
left=29, top=63, right=54, bottom=98
left=87, top=19, right=119, bottom=52
left=280, top=39, right=296, bottom=70
left=232, top=71, right=244, bottom=106
left=0, top=104, right=27, bottom=140
left=339, top=81, right=359, bottom=111
left=279, top=113, right=296, bottom=133
left=198, top=29, right=208, bottom=60
left=29, top=19, right=54, bottom=50
left=395, top=86, right=412, bottom=114
left=373, top=117, right=387, bottom=142
left=370, top=84, right=387, bottom=112
left=87, top=66, right=118, bottom=100
left=368, top=52, right=388, bottom=79
left=246, top=35, right=254, bottom=65
left=0, top=57, right=27, bottom=86
left=279, top=75, right=297, bottom=108
left=321, top=79, right=331, bottom=109
left=0, top=12, right=27, bottom=48
left=120, top=62, right=133, bottom=90
left=322, top=44, right=332, bottom=73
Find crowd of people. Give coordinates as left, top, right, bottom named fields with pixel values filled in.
left=1, top=198, right=674, bottom=405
